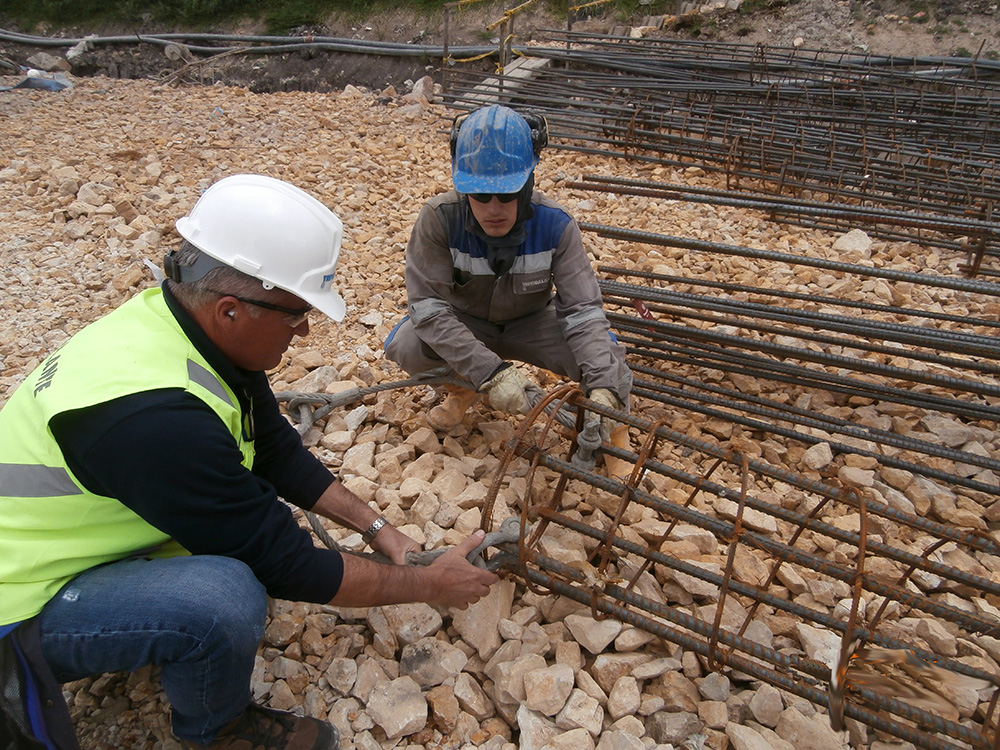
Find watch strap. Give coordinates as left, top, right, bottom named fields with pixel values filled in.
left=362, top=516, right=389, bottom=544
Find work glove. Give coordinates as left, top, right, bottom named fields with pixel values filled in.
left=588, top=387, right=624, bottom=443
left=480, top=363, right=543, bottom=415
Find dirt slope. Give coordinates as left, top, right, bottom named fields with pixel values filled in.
left=2, top=0, right=999, bottom=92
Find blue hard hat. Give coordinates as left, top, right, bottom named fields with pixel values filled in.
left=452, top=105, right=538, bottom=194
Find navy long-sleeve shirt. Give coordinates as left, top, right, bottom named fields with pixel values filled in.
left=48, top=285, right=344, bottom=603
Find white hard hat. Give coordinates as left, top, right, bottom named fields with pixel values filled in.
left=175, top=174, right=346, bottom=321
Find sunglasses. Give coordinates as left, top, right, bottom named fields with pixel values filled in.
left=468, top=192, right=519, bottom=204
left=209, top=290, right=313, bottom=327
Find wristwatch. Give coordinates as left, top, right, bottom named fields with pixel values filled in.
left=362, top=516, right=389, bottom=544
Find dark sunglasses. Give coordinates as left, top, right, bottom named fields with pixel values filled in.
left=468, top=192, right=519, bottom=204
left=208, top=289, right=313, bottom=327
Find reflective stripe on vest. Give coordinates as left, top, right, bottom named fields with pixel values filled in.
left=0, top=288, right=253, bottom=625
left=0, top=464, right=83, bottom=498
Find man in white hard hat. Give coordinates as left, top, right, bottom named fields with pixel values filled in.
left=0, top=174, right=497, bottom=750
left=385, top=105, right=632, bottom=433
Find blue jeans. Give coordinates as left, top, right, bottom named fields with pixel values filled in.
left=36, top=555, right=268, bottom=743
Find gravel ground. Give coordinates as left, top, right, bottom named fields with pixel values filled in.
left=1, top=18, right=999, bottom=749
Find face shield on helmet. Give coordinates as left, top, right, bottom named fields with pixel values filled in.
left=451, top=105, right=539, bottom=195
left=173, top=174, right=346, bottom=322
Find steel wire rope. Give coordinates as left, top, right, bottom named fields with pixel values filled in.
left=273, top=374, right=579, bottom=550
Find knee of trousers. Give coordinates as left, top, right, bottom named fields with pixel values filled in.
left=184, top=557, right=268, bottom=654
left=384, top=319, right=444, bottom=374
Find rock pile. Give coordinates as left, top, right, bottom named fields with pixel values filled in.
left=1, top=73, right=997, bottom=750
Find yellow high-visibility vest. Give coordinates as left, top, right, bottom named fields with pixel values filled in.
left=0, top=288, right=253, bottom=625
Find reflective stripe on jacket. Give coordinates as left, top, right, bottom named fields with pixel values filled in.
left=405, top=190, right=622, bottom=389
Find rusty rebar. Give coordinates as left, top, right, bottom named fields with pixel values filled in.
left=485, top=389, right=998, bottom=750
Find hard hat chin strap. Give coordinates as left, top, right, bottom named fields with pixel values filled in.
left=163, top=248, right=232, bottom=283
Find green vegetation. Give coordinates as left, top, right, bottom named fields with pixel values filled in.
left=2, top=0, right=592, bottom=34
left=4, top=0, right=252, bottom=29
left=737, top=0, right=774, bottom=13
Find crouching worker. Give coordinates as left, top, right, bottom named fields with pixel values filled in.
left=384, top=104, right=632, bottom=432
left=0, top=174, right=497, bottom=750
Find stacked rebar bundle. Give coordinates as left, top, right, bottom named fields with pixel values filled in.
left=445, top=34, right=1000, bottom=272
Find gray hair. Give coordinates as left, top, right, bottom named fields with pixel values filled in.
left=167, top=240, right=268, bottom=316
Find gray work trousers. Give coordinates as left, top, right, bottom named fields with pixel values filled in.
left=384, top=305, right=633, bottom=403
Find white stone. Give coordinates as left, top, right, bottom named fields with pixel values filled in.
left=795, top=623, right=841, bottom=667
left=454, top=672, right=494, bottom=720
left=748, top=683, right=784, bottom=727
left=775, top=706, right=848, bottom=750
left=607, top=675, right=641, bottom=720
left=524, top=662, right=576, bottom=716
left=832, top=229, right=873, bottom=258
left=491, top=653, right=547, bottom=704
left=340, top=441, right=378, bottom=480
left=800, top=442, right=834, bottom=470
left=541, top=727, right=597, bottom=750
left=381, top=602, right=443, bottom=645
left=555, top=688, right=604, bottom=735
left=323, top=657, right=358, bottom=696
left=564, top=613, right=624, bottom=654
left=452, top=580, right=516, bottom=659
left=728, top=723, right=783, bottom=750
left=399, top=636, right=469, bottom=688
left=517, top=705, right=560, bottom=750
left=365, top=675, right=427, bottom=739
left=595, top=730, right=646, bottom=750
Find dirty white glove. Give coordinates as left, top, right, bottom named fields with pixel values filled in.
left=480, top=364, right=543, bottom=415
left=588, top=388, right=623, bottom=442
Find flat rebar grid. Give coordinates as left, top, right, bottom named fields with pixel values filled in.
left=483, top=386, right=1000, bottom=750
left=590, top=247, right=1000, bottom=493
left=568, top=175, right=1000, bottom=274
left=443, top=34, right=1000, bottom=272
